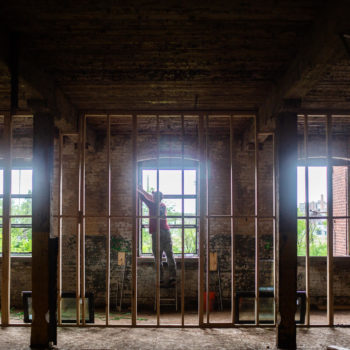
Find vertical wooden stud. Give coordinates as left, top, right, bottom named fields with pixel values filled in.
left=206, top=115, right=210, bottom=324
left=230, top=115, right=236, bottom=324
left=304, top=115, right=311, bottom=326
left=57, top=133, right=63, bottom=325
left=181, top=114, right=185, bottom=326
left=131, top=115, right=137, bottom=326
left=254, top=115, right=260, bottom=325
left=272, top=132, right=277, bottom=325
left=156, top=115, right=161, bottom=326
left=106, top=115, right=111, bottom=325
left=198, top=114, right=206, bottom=326
left=327, top=114, right=334, bottom=326
left=1, top=112, right=11, bottom=326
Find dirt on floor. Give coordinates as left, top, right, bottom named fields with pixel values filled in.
left=0, top=326, right=350, bottom=350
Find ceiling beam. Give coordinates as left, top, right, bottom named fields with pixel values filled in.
left=0, top=27, right=77, bottom=130
left=259, top=0, right=350, bottom=130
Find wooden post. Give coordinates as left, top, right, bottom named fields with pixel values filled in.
left=304, top=115, right=311, bottom=325
left=57, top=133, right=63, bottom=325
left=272, top=133, right=277, bottom=325
left=31, top=111, right=54, bottom=347
left=254, top=116, right=260, bottom=325
left=181, top=115, right=185, bottom=326
left=1, top=112, right=11, bottom=326
left=106, top=115, right=111, bottom=325
left=206, top=115, right=210, bottom=324
left=276, top=112, right=297, bottom=349
left=156, top=115, right=161, bottom=325
left=230, top=115, right=236, bottom=324
left=131, top=115, right=137, bottom=326
left=327, top=114, right=334, bottom=326
left=198, top=114, right=206, bottom=326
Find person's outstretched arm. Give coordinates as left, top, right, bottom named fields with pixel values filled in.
left=137, top=186, right=154, bottom=206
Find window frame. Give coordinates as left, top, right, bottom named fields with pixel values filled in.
left=138, top=158, right=199, bottom=257
left=0, top=166, right=33, bottom=256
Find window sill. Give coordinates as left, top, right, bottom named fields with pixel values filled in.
left=138, top=256, right=198, bottom=263
left=0, top=254, right=32, bottom=261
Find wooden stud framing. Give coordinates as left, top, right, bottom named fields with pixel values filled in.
left=181, top=115, right=185, bottom=326
left=80, top=115, right=87, bottom=326
left=272, top=132, right=277, bottom=325
left=106, top=115, right=111, bottom=325
left=156, top=115, right=161, bottom=325
left=131, top=115, right=137, bottom=326
left=327, top=114, right=334, bottom=326
left=57, top=133, right=63, bottom=325
left=254, top=115, right=260, bottom=325
left=230, top=115, right=236, bottom=324
left=1, top=112, right=11, bottom=325
left=304, top=115, right=311, bottom=326
left=206, top=115, right=210, bottom=324
left=198, top=114, right=206, bottom=326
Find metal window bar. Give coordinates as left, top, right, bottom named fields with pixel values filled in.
left=156, top=115, right=161, bottom=325
left=106, top=115, right=111, bottom=325
left=206, top=115, right=210, bottom=324
left=181, top=114, right=185, bottom=326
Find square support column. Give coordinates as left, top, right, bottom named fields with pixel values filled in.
left=276, top=112, right=297, bottom=349
left=30, top=111, right=54, bottom=348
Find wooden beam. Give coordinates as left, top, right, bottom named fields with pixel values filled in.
left=0, top=29, right=77, bottom=128
left=276, top=112, right=298, bottom=349
left=30, top=111, right=54, bottom=347
left=1, top=112, right=11, bottom=325
left=259, top=1, right=350, bottom=130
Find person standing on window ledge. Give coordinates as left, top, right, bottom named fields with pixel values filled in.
left=137, top=186, right=176, bottom=287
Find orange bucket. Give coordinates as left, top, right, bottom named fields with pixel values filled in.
left=203, top=292, right=215, bottom=312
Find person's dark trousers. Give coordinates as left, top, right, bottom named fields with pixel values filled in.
left=152, top=229, right=176, bottom=281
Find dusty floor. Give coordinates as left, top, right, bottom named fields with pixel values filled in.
left=1, top=326, right=350, bottom=350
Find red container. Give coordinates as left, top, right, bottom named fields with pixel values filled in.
left=203, top=292, right=215, bottom=312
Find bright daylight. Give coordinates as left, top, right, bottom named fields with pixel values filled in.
left=140, top=169, right=197, bottom=255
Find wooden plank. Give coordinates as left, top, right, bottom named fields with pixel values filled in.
left=131, top=115, right=137, bottom=326
left=206, top=115, right=210, bottom=324
left=230, top=115, right=236, bottom=324
left=156, top=115, right=161, bottom=326
left=181, top=114, right=185, bottom=327
left=57, top=133, right=63, bottom=325
left=30, top=111, right=54, bottom=347
left=327, top=114, right=334, bottom=326
left=198, top=114, right=206, bottom=326
left=276, top=112, right=298, bottom=349
left=272, top=132, right=277, bottom=325
left=304, top=115, right=311, bottom=326
left=1, top=112, right=11, bottom=326
left=80, top=115, right=86, bottom=326
left=254, top=115, right=260, bottom=325
left=106, top=115, right=111, bottom=325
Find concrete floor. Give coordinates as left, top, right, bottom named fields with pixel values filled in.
left=1, top=326, right=350, bottom=350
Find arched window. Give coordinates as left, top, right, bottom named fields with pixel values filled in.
left=138, top=158, right=198, bottom=256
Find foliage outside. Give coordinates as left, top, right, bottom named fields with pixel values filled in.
left=0, top=196, right=32, bottom=254
left=297, top=209, right=327, bottom=256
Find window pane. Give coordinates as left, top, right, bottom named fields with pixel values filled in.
left=142, top=202, right=149, bottom=216
left=297, top=219, right=306, bottom=256
left=0, top=169, right=3, bottom=194
left=309, top=219, right=327, bottom=256
left=297, top=167, right=306, bottom=216
left=308, top=167, right=327, bottom=217
left=184, top=228, right=197, bottom=254
left=170, top=228, right=182, bottom=254
left=11, top=217, right=31, bottom=225
left=11, top=226, right=32, bottom=253
left=184, top=170, right=196, bottom=195
left=184, top=218, right=196, bottom=225
left=11, top=169, right=32, bottom=195
left=167, top=218, right=182, bottom=225
left=142, top=170, right=156, bottom=193
left=0, top=197, right=2, bottom=216
left=163, top=198, right=182, bottom=216
left=141, top=227, right=152, bottom=254
left=159, top=170, right=181, bottom=195
left=11, top=198, right=32, bottom=215
left=184, top=199, right=196, bottom=216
